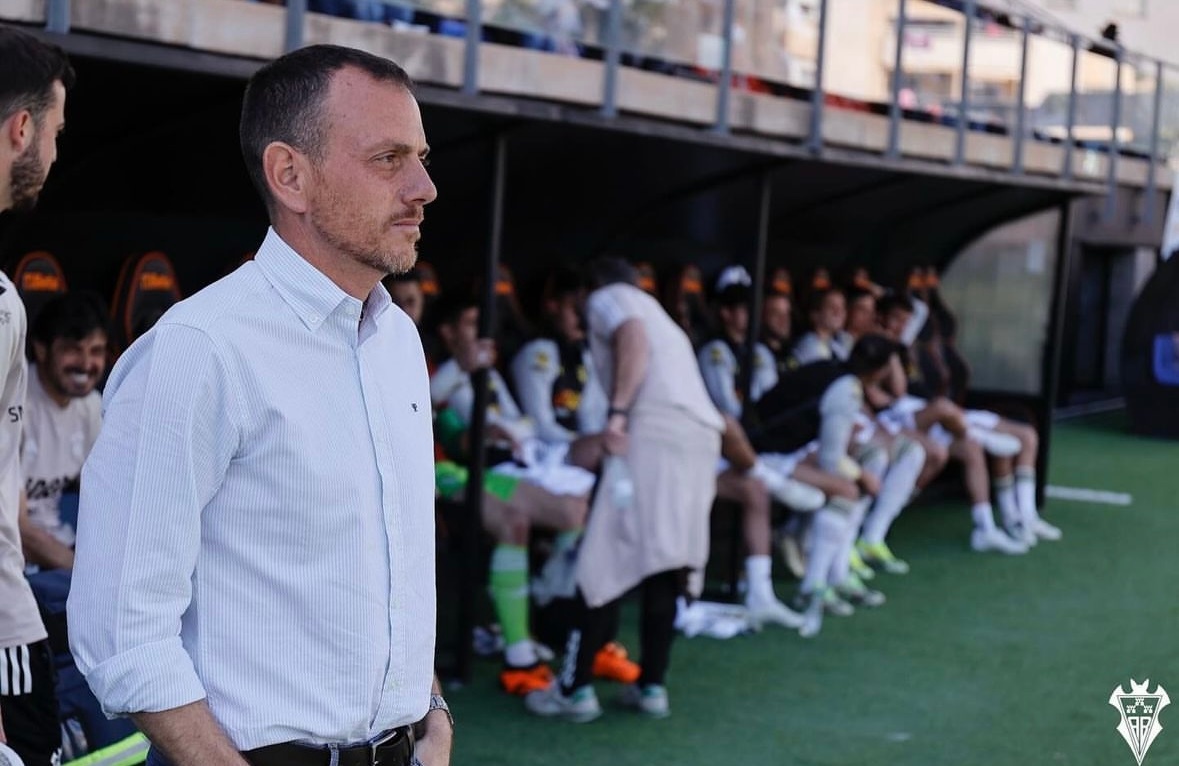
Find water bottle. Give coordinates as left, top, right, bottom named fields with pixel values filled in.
left=604, top=455, right=635, bottom=510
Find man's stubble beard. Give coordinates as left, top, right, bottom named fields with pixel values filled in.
left=310, top=207, right=420, bottom=280
left=9, top=145, right=47, bottom=212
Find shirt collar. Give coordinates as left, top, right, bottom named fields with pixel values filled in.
left=254, top=228, right=389, bottom=333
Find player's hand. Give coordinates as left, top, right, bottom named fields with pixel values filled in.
left=858, top=470, right=881, bottom=497
left=0, top=705, right=6, bottom=742
left=603, top=414, right=629, bottom=456
left=459, top=338, right=497, bottom=372
left=413, top=709, right=453, bottom=766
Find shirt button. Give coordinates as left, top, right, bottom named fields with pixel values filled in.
left=308, top=314, right=320, bottom=324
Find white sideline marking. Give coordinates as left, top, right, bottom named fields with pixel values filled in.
left=1045, top=485, right=1133, bottom=506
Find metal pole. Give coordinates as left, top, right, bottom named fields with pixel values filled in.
left=463, top=0, right=483, bottom=95
left=1063, top=34, right=1079, bottom=178
left=1145, top=61, right=1165, bottom=226
left=284, top=0, right=306, bottom=53
left=712, top=0, right=737, bottom=134
left=954, top=0, right=976, bottom=165
left=807, top=0, right=830, bottom=154
left=887, top=0, right=908, bottom=159
left=1105, top=46, right=1123, bottom=220
left=456, top=132, right=507, bottom=684
left=600, top=0, right=624, bottom=118
left=45, top=0, right=69, bottom=34
left=740, top=170, right=772, bottom=416
left=1012, top=14, right=1031, bottom=173
left=1038, top=202, right=1074, bottom=502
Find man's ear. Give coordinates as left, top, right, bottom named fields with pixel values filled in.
left=262, top=141, right=312, bottom=215
left=4, top=111, right=35, bottom=154
left=32, top=340, right=48, bottom=366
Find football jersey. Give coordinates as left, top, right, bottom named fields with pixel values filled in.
left=23, top=365, right=102, bottom=546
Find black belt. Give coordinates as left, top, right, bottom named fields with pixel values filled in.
left=245, top=726, right=414, bottom=766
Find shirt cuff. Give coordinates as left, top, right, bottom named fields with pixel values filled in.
left=83, top=637, right=207, bottom=718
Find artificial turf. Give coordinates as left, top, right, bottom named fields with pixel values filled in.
left=445, top=411, right=1179, bottom=765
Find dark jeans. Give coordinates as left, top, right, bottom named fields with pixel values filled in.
left=561, top=569, right=683, bottom=692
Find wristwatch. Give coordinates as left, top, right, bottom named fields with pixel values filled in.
left=429, top=694, right=454, bottom=728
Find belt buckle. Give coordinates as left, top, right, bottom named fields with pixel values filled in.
left=368, top=727, right=402, bottom=766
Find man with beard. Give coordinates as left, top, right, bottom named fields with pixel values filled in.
left=18, top=292, right=108, bottom=571
left=69, top=46, right=452, bottom=766
left=0, top=25, right=73, bottom=766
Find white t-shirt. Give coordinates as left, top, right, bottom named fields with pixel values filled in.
left=0, top=271, right=45, bottom=648
left=586, top=283, right=724, bottom=432
left=23, top=365, right=102, bottom=546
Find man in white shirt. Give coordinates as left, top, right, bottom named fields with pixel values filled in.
left=68, top=46, right=452, bottom=766
left=527, top=258, right=727, bottom=722
left=18, top=292, right=107, bottom=571
left=0, top=25, right=73, bottom=766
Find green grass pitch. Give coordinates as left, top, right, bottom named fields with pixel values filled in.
left=445, top=412, right=1179, bottom=765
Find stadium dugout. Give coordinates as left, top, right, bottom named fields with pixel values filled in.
left=0, top=0, right=1173, bottom=693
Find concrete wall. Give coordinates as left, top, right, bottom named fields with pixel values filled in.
left=940, top=208, right=1062, bottom=394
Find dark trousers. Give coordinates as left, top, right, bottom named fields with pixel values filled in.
left=0, top=640, right=62, bottom=766
left=561, top=569, right=682, bottom=692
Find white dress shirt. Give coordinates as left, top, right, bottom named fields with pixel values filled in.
left=68, top=229, right=436, bottom=750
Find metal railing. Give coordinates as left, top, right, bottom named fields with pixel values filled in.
left=38, top=1, right=1179, bottom=206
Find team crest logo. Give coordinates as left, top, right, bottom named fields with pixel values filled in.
left=1110, top=679, right=1169, bottom=765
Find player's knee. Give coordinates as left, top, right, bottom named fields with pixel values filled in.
left=561, top=495, right=588, bottom=530
left=740, top=474, right=769, bottom=506
left=1018, top=424, right=1039, bottom=454
left=963, top=439, right=986, bottom=468
left=501, top=508, right=531, bottom=544
left=740, top=479, right=771, bottom=519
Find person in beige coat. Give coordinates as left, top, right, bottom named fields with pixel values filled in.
left=525, top=258, right=725, bottom=723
